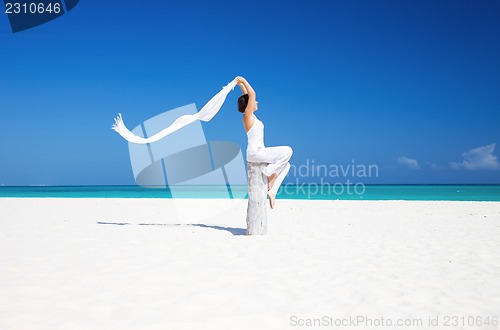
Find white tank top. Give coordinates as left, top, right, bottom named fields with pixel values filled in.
left=246, top=115, right=265, bottom=151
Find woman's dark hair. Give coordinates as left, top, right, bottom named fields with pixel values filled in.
left=238, top=94, right=249, bottom=113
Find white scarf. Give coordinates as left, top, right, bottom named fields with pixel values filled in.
left=111, top=78, right=238, bottom=144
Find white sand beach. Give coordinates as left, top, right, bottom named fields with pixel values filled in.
left=1, top=198, right=499, bottom=330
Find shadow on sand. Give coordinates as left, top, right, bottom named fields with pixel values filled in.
left=97, top=221, right=246, bottom=236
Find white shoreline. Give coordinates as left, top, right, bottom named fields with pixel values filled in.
left=1, top=199, right=499, bottom=329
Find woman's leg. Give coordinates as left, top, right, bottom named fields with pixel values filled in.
left=267, top=173, right=277, bottom=191
left=247, top=145, right=293, bottom=194
left=269, top=162, right=290, bottom=194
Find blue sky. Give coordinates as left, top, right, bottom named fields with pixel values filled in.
left=1, top=0, right=499, bottom=185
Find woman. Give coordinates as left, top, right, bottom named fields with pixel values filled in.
left=236, top=76, right=293, bottom=209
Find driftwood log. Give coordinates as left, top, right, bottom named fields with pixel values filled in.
left=246, top=162, right=268, bottom=235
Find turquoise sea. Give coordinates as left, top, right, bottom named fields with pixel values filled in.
left=0, top=185, right=499, bottom=201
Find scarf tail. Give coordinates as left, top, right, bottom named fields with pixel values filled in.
left=112, top=79, right=237, bottom=144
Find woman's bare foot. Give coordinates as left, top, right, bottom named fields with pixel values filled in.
left=267, top=173, right=277, bottom=191
left=267, top=192, right=276, bottom=209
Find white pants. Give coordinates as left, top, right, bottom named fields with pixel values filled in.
left=247, top=146, right=293, bottom=194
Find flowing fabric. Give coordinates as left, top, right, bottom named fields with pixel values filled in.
left=111, top=78, right=238, bottom=144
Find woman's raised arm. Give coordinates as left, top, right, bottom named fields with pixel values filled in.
left=237, top=81, right=247, bottom=95
left=236, top=76, right=256, bottom=97
left=236, top=76, right=257, bottom=114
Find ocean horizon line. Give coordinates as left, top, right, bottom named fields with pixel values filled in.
left=1, top=184, right=499, bottom=201
left=1, top=183, right=500, bottom=188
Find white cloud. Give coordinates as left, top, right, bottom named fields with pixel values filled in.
left=397, top=156, right=420, bottom=170
left=429, top=162, right=445, bottom=170
left=450, top=143, right=500, bottom=170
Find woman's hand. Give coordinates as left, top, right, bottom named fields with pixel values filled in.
left=236, top=76, right=247, bottom=84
